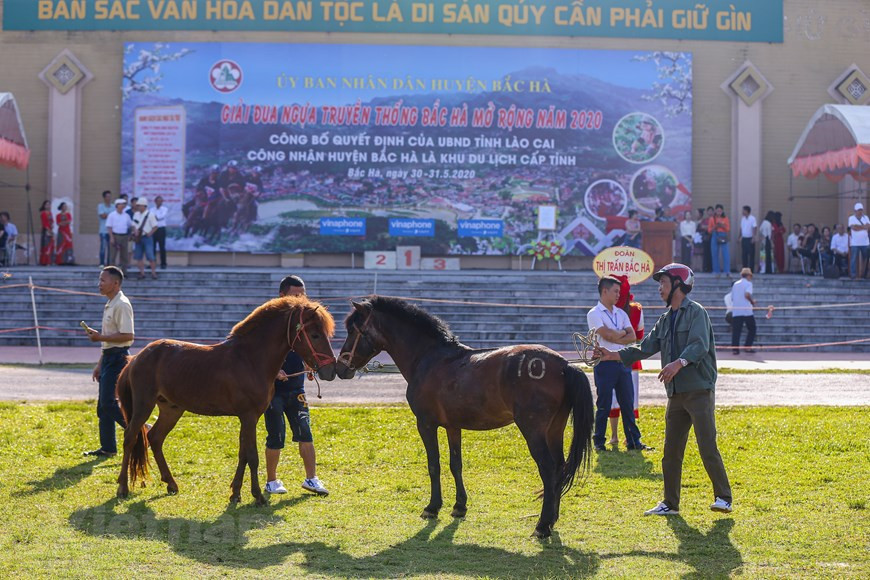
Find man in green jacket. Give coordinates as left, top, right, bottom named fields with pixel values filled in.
left=595, top=263, right=733, bottom=516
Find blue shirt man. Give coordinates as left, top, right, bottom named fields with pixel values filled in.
left=263, top=275, right=329, bottom=496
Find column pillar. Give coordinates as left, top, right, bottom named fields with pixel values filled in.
left=38, top=50, right=94, bottom=235
left=828, top=65, right=870, bottom=222
left=721, top=62, right=774, bottom=271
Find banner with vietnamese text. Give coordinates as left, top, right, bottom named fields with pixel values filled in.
left=7, top=1, right=782, bottom=42
left=120, top=42, right=693, bottom=255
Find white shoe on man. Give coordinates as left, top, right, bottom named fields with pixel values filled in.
left=710, top=497, right=733, bottom=513
left=265, top=479, right=288, bottom=494
left=644, top=501, right=679, bottom=516
left=302, top=476, right=329, bottom=496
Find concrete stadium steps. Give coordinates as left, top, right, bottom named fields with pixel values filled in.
left=1, top=267, right=869, bottom=352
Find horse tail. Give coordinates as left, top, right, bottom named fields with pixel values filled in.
left=559, top=363, right=594, bottom=496
left=116, top=356, right=149, bottom=486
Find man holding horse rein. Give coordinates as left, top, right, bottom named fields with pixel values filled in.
left=83, top=266, right=134, bottom=458
left=595, top=263, right=733, bottom=516
left=263, top=275, right=329, bottom=497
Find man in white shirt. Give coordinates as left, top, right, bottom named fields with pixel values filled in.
left=97, top=190, right=113, bottom=266
left=131, top=197, right=159, bottom=280
left=106, top=199, right=134, bottom=275
left=152, top=195, right=169, bottom=270
left=786, top=223, right=803, bottom=273
left=740, top=205, right=757, bottom=272
left=831, top=223, right=850, bottom=277
left=730, top=268, right=757, bottom=355
left=83, top=266, right=134, bottom=457
left=587, top=276, right=650, bottom=451
left=848, top=202, right=870, bottom=279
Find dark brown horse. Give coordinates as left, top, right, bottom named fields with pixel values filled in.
left=115, top=295, right=336, bottom=504
left=336, top=296, right=594, bottom=538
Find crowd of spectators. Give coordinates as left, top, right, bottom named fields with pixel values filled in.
left=609, top=201, right=869, bottom=280
left=661, top=202, right=870, bottom=279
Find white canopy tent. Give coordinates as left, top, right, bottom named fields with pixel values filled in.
left=788, top=104, right=870, bottom=182
left=0, top=92, right=34, bottom=266
left=0, top=92, right=30, bottom=170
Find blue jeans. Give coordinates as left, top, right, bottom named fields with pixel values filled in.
left=133, top=236, right=155, bottom=262
left=99, top=233, right=110, bottom=265
left=850, top=245, right=869, bottom=277
left=97, top=348, right=129, bottom=453
left=711, top=233, right=730, bottom=274
left=593, top=361, right=641, bottom=447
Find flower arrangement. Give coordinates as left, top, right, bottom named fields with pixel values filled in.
left=528, top=239, right=565, bottom=261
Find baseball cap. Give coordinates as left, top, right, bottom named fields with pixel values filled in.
left=855, top=202, right=864, bottom=211
left=136, top=197, right=149, bottom=206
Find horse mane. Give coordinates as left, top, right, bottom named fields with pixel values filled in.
left=349, top=295, right=458, bottom=345
left=230, top=295, right=335, bottom=338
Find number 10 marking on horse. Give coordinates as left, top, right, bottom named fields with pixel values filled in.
left=517, top=354, right=547, bottom=379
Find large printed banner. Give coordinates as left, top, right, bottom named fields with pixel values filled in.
left=8, top=1, right=782, bottom=42
left=120, top=43, right=693, bottom=255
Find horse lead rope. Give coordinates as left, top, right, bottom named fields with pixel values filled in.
left=572, top=328, right=601, bottom=367
left=285, top=307, right=337, bottom=399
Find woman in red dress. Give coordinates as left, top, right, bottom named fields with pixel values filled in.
left=608, top=275, right=644, bottom=447
left=38, top=200, right=54, bottom=266
left=772, top=211, right=786, bottom=274
left=54, top=202, right=75, bottom=265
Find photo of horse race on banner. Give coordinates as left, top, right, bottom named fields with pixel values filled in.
left=121, top=43, right=692, bottom=255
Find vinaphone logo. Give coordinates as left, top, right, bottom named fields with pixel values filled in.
left=209, top=60, right=242, bottom=93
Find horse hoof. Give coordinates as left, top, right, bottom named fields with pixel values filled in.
left=532, top=524, right=553, bottom=539
left=117, top=488, right=129, bottom=499
left=420, top=509, right=438, bottom=519
left=167, top=485, right=178, bottom=495
left=254, top=496, right=267, bottom=507
left=229, top=494, right=241, bottom=504
left=450, top=507, right=467, bottom=518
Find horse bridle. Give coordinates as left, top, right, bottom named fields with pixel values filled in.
left=337, top=311, right=373, bottom=371
left=286, top=307, right=336, bottom=371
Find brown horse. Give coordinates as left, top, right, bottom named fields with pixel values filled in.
left=115, top=295, right=336, bottom=504
left=335, top=296, right=594, bottom=538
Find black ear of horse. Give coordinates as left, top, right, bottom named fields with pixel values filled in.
left=351, top=300, right=365, bottom=311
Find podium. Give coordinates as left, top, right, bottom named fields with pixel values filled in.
left=641, top=221, right=676, bottom=271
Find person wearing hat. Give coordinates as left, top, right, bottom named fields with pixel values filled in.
left=106, top=198, right=133, bottom=275
left=730, top=268, right=757, bottom=355
left=595, top=263, right=733, bottom=516
left=131, top=197, right=159, bottom=280
left=848, top=202, right=870, bottom=279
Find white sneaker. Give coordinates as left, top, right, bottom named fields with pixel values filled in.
left=710, top=497, right=733, bottom=513
left=644, top=501, right=679, bottom=516
left=302, top=476, right=329, bottom=496
left=265, top=479, right=287, bottom=494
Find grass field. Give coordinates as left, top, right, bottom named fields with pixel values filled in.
left=0, top=403, right=867, bottom=578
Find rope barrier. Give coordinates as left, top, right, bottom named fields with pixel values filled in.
left=3, top=281, right=870, bottom=312
left=3, top=281, right=870, bottom=352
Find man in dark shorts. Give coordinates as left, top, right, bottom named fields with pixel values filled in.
left=263, top=275, right=329, bottom=496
